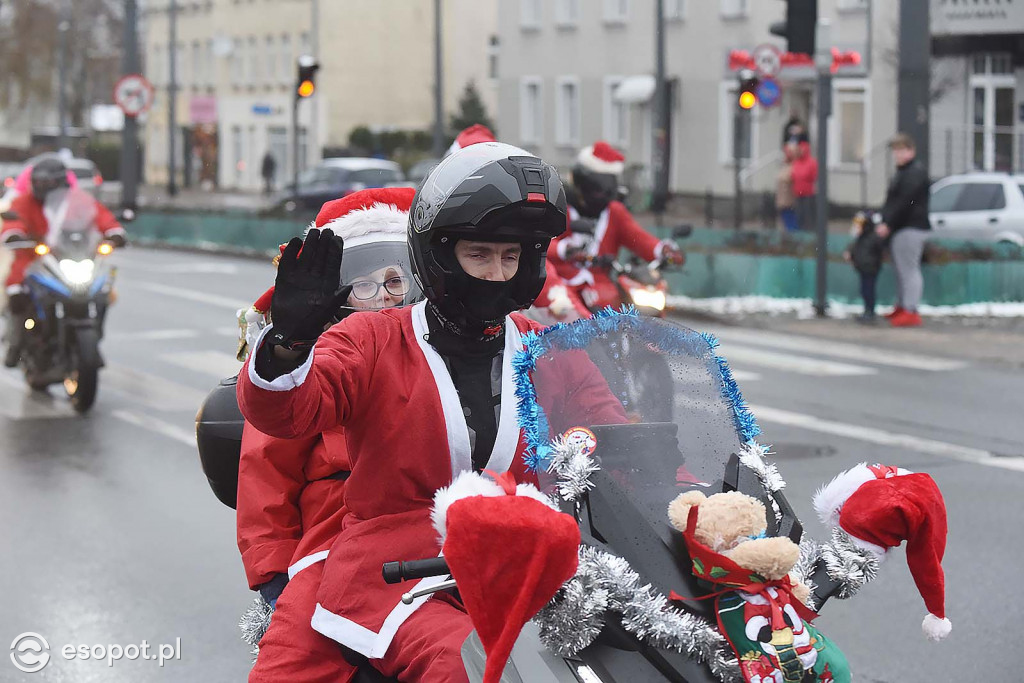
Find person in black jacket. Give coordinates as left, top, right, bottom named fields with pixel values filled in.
left=844, top=211, right=885, bottom=323
left=876, top=133, right=930, bottom=327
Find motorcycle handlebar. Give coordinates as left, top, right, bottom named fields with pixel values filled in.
left=382, top=557, right=451, bottom=584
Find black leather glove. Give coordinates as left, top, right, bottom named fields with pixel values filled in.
left=267, top=228, right=351, bottom=350
left=106, top=233, right=127, bottom=248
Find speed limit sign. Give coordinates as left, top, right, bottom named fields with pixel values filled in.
left=752, top=44, right=783, bottom=79
left=113, top=74, right=155, bottom=117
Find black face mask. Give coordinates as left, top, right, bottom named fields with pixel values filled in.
left=461, top=277, right=517, bottom=325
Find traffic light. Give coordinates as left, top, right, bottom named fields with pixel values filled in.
left=296, top=55, right=319, bottom=99
left=769, top=0, right=817, bottom=56
left=738, top=72, right=759, bottom=110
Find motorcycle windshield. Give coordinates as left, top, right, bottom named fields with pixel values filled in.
left=44, top=188, right=100, bottom=258
left=517, top=310, right=760, bottom=516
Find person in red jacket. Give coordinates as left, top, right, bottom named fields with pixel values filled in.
left=790, top=137, right=819, bottom=232
left=238, top=143, right=625, bottom=682
left=238, top=188, right=421, bottom=683
left=549, top=141, right=683, bottom=310
left=2, top=158, right=125, bottom=367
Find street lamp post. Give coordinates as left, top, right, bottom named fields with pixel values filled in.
left=57, top=5, right=70, bottom=151
left=813, top=20, right=833, bottom=317
left=168, top=0, right=178, bottom=196
left=431, top=0, right=444, bottom=157
left=120, top=0, right=141, bottom=210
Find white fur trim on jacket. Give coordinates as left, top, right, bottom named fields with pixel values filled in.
left=246, top=323, right=315, bottom=391
left=577, top=146, right=624, bottom=176
left=305, top=202, right=409, bottom=242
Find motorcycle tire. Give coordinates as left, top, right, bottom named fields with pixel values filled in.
left=66, top=328, right=101, bottom=413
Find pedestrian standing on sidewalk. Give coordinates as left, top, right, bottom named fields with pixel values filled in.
left=776, top=141, right=798, bottom=233
left=844, top=211, right=884, bottom=323
left=790, top=135, right=818, bottom=232
left=876, top=133, right=931, bottom=328
left=261, top=152, right=277, bottom=195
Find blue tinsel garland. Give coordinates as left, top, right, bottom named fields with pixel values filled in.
left=513, top=309, right=761, bottom=471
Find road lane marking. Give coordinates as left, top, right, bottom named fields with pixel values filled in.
left=711, top=328, right=967, bottom=372
left=749, top=403, right=1024, bottom=472
left=107, top=329, right=202, bottom=342
left=720, top=346, right=877, bottom=377
left=112, top=409, right=197, bottom=448
left=160, top=350, right=241, bottom=380
left=135, top=282, right=249, bottom=310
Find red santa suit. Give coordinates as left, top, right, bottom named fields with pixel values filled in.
left=2, top=187, right=124, bottom=291
left=548, top=143, right=674, bottom=310
left=238, top=301, right=625, bottom=681
left=238, top=188, right=417, bottom=683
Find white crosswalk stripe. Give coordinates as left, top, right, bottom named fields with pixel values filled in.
left=718, top=344, right=878, bottom=377
left=711, top=327, right=967, bottom=372
left=160, top=350, right=242, bottom=380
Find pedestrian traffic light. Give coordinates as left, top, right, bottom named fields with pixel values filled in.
left=769, top=0, right=817, bottom=56
left=738, top=72, right=759, bottom=110
left=296, top=55, right=319, bottom=99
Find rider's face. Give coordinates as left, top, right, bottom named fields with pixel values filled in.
left=346, top=265, right=409, bottom=310
left=455, top=240, right=521, bottom=282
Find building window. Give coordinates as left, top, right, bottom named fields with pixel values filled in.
left=191, top=41, right=202, bottom=88
left=603, top=77, right=629, bottom=146
left=520, top=77, right=543, bottom=145
left=556, top=77, right=581, bottom=147
left=521, top=0, right=542, bottom=30
left=232, top=125, right=245, bottom=182
left=555, top=0, right=580, bottom=28
left=265, top=36, right=276, bottom=83
left=248, top=36, right=260, bottom=83
left=663, top=0, right=685, bottom=21
left=176, top=42, right=186, bottom=85
left=232, top=37, right=244, bottom=82
left=280, top=34, right=292, bottom=84
left=720, top=0, right=748, bottom=19
left=830, top=80, right=869, bottom=167
left=487, top=35, right=500, bottom=80
left=205, top=39, right=214, bottom=87
left=604, top=0, right=628, bottom=24
left=718, top=82, right=755, bottom=163
left=151, top=44, right=163, bottom=86
left=827, top=81, right=868, bottom=166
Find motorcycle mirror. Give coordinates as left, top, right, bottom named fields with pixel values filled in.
left=672, top=224, right=693, bottom=238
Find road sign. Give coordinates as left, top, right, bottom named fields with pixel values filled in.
left=113, top=74, right=155, bottom=117
left=756, top=77, right=783, bottom=109
left=752, top=44, right=782, bottom=78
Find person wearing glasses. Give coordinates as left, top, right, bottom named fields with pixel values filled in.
left=236, top=188, right=423, bottom=683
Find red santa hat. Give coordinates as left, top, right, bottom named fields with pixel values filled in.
left=307, top=186, right=415, bottom=248
left=814, top=463, right=951, bottom=641
left=447, top=124, right=497, bottom=156
left=433, top=471, right=580, bottom=683
left=577, top=141, right=625, bottom=176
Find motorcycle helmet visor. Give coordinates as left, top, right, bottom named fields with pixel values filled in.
left=336, top=237, right=422, bottom=314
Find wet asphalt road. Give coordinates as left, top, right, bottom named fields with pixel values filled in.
left=1, top=246, right=1020, bottom=682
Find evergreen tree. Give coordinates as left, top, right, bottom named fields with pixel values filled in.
left=449, top=81, right=495, bottom=137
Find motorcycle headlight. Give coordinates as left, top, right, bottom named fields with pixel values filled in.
left=59, top=258, right=95, bottom=285
left=630, top=287, right=666, bottom=311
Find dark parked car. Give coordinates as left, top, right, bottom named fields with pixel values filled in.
left=279, top=158, right=405, bottom=212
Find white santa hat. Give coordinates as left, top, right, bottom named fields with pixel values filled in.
left=306, top=187, right=415, bottom=248
left=576, top=140, right=625, bottom=176
left=446, top=124, right=497, bottom=156
left=814, top=463, right=951, bottom=642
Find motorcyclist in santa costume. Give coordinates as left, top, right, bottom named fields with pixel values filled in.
left=548, top=141, right=683, bottom=309
left=236, top=188, right=420, bottom=683
left=237, top=142, right=626, bottom=682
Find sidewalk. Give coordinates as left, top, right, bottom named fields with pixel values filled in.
left=105, top=183, right=277, bottom=213
left=671, top=307, right=1024, bottom=369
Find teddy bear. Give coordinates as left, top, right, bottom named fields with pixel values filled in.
left=667, top=490, right=851, bottom=683
left=667, top=490, right=811, bottom=606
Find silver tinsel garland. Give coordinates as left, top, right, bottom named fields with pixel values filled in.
left=819, top=528, right=881, bottom=599
left=534, top=546, right=743, bottom=683
left=239, top=596, right=273, bottom=661
left=545, top=434, right=599, bottom=502
left=737, top=442, right=785, bottom=493
left=792, top=537, right=822, bottom=612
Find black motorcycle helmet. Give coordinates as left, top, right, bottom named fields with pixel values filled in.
left=30, top=157, right=69, bottom=201
left=569, top=163, right=619, bottom=219
left=408, top=142, right=567, bottom=330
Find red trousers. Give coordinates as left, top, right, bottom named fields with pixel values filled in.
left=250, top=563, right=357, bottom=683
left=5, top=251, right=35, bottom=289
left=371, top=595, right=475, bottom=683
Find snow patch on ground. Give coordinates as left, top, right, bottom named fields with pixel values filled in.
left=667, top=295, right=1024, bottom=319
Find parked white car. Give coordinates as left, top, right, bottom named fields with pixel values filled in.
left=929, top=173, right=1024, bottom=246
